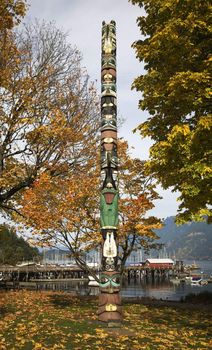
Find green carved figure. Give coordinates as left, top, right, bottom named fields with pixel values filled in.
left=100, top=188, right=118, bottom=229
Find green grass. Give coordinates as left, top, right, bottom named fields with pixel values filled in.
left=0, top=290, right=211, bottom=349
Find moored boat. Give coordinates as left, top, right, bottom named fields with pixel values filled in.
left=185, top=276, right=208, bottom=285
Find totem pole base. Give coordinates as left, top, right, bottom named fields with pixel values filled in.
left=98, top=292, right=122, bottom=325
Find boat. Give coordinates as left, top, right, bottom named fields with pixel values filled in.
left=185, top=276, right=208, bottom=285
left=190, top=262, right=200, bottom=270
left=190, top=277, right=202, bottom=285
left=200, top=280, right=208, bottom=285
left=185, top=261, right=200, bottom=270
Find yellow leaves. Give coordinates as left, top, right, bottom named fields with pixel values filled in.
left=95, top=328, right=108, bottom=339
left=14, top=0, right=27, bottom=17
left=33, top=343, right=44, bottom=350
left=0, top=290, right=211, bottom=350
left=81, top=333, right=94, bottom=340
left=130, top=0, right=211, bottom=223
left=18, top=137, right=160, bottom=261
left=197, top=115, right=212, bottom=130
left=0, top=159, right=27, bottom=190
left=133, top=121, right=150, bottom=138
left=166, top=72, right=211, bottom=109
left=0, top=17, right=100, bottom=223
left=0, top=0, right=27, bottom=30
left=26, top=111, right=78, bottom=147
left=168, top=124, right=190, bottom=140
left=20, top=168, right=100, bottom=241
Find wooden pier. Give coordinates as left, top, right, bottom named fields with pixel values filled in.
left=0, top=264, right=86, bottom=282
left=0, top=259, right=190, bottom=289
left=124, top=259, right=184, bottom=280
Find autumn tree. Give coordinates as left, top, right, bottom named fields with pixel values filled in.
left=118, top=141, right=162, bottom=272
left=130, top=0, right=211, bottom=223
left=0, top=20, right=99, bottom=217
left=20, top=141, right=161, bottom=278
left=0, top=0, right=26, bottom=31
left=0, top=0, right=27, bottom=86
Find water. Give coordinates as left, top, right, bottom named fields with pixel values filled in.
left=184, top=260, right=212, bottom=275
left=121, top=277, right=212, bottom=301
left=36, top=260, right=212, bottom=301
left=122, top=260, right=212, bottom=301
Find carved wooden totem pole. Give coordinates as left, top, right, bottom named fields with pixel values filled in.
left=98, top=20, right=122, bottom=324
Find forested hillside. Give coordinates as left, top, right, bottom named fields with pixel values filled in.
left=0, top=225, right=40, bottom=265
left=156, top=217, right=212, bottom=260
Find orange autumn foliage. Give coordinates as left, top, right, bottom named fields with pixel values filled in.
left=20, top=140, right=161, bottom=273
left=0, top=1, right=27, bottom=87
left=0, top=19, right=99, bottom=217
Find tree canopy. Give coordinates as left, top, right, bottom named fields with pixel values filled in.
left=0, top=0, right=26, bottom=30
left=0, top=4, right=162, bottom=276
left=0, top=18, right=99, bottom=217
left=0, top=0, right=27, bottom=86
left=20, top=140, right=161, bottom=276
left=130, top=0, right=211, bottom=223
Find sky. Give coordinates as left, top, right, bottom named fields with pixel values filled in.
left=25, top=0, right=179, bottom=219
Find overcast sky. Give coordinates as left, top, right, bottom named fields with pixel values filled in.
left=25, top=0, right=179, bottom=219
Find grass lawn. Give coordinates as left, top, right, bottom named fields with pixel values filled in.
left=0, top=290, right=211, bottom=349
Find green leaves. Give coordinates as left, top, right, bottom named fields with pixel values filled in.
left=130, top=0, right=212, bottom=223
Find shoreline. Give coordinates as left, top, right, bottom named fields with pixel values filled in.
left=122, top=295, right=212, bottom=310
left=0, top=288, right=211, bottom=311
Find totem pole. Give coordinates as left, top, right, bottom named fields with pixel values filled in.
left=98, top=20, right=122, bottom=324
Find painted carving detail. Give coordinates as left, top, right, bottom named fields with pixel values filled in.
left=99, top=20, right=122, bottom=323
left=103, top=231, right=117, bottom=257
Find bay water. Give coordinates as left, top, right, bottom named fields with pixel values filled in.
left=37, top=260, right=212, bottom=301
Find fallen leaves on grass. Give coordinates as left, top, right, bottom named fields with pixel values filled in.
left=0, top=290, right=211, bottom=349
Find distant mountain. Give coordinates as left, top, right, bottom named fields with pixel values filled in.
left=155, top=217, right=212, bottom=260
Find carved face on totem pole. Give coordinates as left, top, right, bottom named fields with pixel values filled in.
left=99, top=271, right=120, bottom=293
